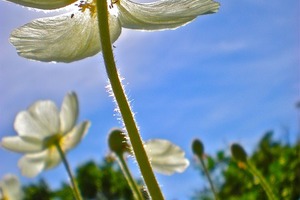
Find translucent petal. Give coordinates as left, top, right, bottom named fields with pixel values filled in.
left=60, top=92, right=78, bottom=134
left=1, top=174, right=23, bottom=200
left=1, top=136, right=43, bottom=153
left=28, top=100, right=60, bottom=136
left=144, top=139, right=189, bottom=175
left=61, top=121, right=90, bottom=151
left=18, top=151, right=47, bottom=177
left=14, top=109, right=57, bottom=140
left=117, top=0, right=220, bottom=30
left=44, top=146, right=62, bottom=169
left=10, top=10, right=122, bottom=62
left=5, top=0, right=76, bottom=10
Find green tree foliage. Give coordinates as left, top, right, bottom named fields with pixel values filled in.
left=193, top=131, right=300, bottom=200
left=23, top=160, right=134, bottom=200
left=74, top=160, right=134, bottom=200
left=23, top=179, right=53, bottom=200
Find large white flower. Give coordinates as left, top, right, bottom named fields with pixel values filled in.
left=0, top=174, right=23, bottom=200
left=1, top=92, right=91, bottom=177
left=6, top=0, right=220, bottom=63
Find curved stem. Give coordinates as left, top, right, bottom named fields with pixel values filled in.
left=95, top=0, right=164, bottom=199
left=55, top=143, right=82, bottom=200
left=117, top=153, right=144, bottom=200
left=246, top=161, right=278, bottom=200
left=198, top=156, right=218, bottom=200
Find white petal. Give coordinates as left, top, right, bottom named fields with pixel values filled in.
left=10, top=10, right=122, bottom=63
left=44, top=146, right=62, bottom=169
left=18, top=151, right=47, bottom=177
left=14, top=106, right=58, bottom=140
left=1, top=174, right=23, bottom=200
left=5, top=0, right=76, bottom=10
left=1, top=136, right=43, bottom=153
left=60, top=92, right=78, bottom=134
left=145, top=139, right=189, bottom=175
left=117, top=0, right=220, bottom=30
left=61, top=121, right=90, bottom=151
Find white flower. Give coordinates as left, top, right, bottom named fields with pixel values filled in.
left=144, top=139, right=189, bottom=175
left=1, top=92, right=91, bottom=177
left=7, top=0, right=220, bottom=63
left=0, top=174, right=23, bottom=200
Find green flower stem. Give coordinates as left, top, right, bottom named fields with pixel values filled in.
left=197, top=155, right=218, bottom=200
left=116, top=153, right=144, bottom=200
left=55, top=143, right=82, bottom=200
left=246, top=161, right=278, bottom=200
left=95, top=0, right=164, bottom=199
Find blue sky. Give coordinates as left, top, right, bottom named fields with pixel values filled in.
left=0, top=0, right=299, bottom=199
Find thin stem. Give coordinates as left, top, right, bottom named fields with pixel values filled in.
left=198, top=156, right=218, bottom=200
left=55, top=143, right=82, bottom=200
left=95, top=0, right=164, bottom=199
left=117, top=153, right=144, bottom=200
left=246, top=161, right=278, bottom=200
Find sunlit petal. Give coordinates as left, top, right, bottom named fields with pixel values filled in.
left=1, top=136, right=43, bottom=153
left=60, top=92, right=78, bottom=134
left=145, top=139, right=189, bottom=175
left=116, top=0, right=220, bottom=30
left=5, top=0, right=76, bottom=10
left=62, top=121, right=91, bottom=151
left=44, top=146, right=62, bottom=169
left=18, top=151, right=47, bottom=177
left=28, top=100, right=60, bottom=136
left=10, top=10, right=122, bottom=63
left=1, top=174, right=23, bottom=200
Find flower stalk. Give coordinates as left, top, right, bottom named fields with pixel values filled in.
left=231, top=143, right=278, bottom=200
left=192, top=139, right=218, bottom=200
left=246, top=161, right=278, bottom=200
left=117, top=154, right=144, bottom=200
left=55, top=142, right=82, bottom=200
left=95, top=0, right=164, bottom=199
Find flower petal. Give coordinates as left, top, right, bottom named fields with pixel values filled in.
left=14, top=104, right=59, bottom=140
left=144, top=139, right=189, bottom=175
left=1, top=174, right=23, bottom=200
left=60, top=92, right=78, bottom=134
left=10, top=10, right=122, bottom=62
left=61, top=121, right=91, bottom=151
left=1, top=136, right=43, bottom=153
left=44, top=146, right=62, bottom=169
left=117, top=0, right=220, bottom=30
left=5, top=0, right=77, bottom=10
left=18, top=151, right=47, bottom=177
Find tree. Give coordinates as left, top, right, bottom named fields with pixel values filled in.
left=23, top=160, right=135, bottom=200
left=193, top=131, right=300, bottom=200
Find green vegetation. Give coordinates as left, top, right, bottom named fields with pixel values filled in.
left=193, top=131, right=300, bottom=200
left=23, top=160, right=134, bottom=200
left=23, top=132, right=299, bottom=200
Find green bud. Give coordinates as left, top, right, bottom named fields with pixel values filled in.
left=231, top=143, right=247, bottom=163
left=108, top=128, right=129, bottom=156
left=192, top=139, right=204, bottom=157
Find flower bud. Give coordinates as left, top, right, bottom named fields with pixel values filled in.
left=108, top=128, right=129, bottom=156
left=192, top=139, right=204, bottom=157
left=231, top=143, right=247, bottom=163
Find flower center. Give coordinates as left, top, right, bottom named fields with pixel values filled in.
left=72, top=0, right=97, bottom=18
left=44, top=134, right=63, bottom=148
left=78, top=0, right=96, bottom=14
left=71, top=0, right=117, bottom=18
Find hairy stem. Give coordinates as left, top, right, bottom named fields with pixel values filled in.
left=95, top=0, right=164, bottom=199
left=117, top=153, right=144, bottom=200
